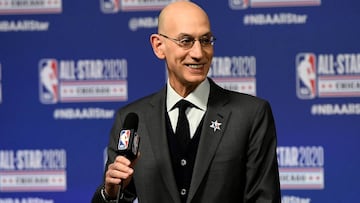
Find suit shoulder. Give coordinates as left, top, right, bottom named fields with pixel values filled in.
left=116, top=88, right=164, bottom=114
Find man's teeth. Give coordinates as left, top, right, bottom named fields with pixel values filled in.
left=188, top=64, right=202, bottom=68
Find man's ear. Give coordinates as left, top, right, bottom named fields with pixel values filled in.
left=150, top=34, right=165, bottom=59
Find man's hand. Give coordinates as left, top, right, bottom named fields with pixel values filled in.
left=104, top=155, right=137, bottom=198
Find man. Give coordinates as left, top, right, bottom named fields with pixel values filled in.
left=92, top=1, right=280, bottom=202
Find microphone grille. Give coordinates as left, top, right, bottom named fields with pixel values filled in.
left=123, top=112, right=139, bottom=131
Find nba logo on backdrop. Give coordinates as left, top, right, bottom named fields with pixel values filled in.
left=100, top=0, right=120, bottom=13
left=296, top=53, right=317, bottom=99
left=229, top=0, right=249, bottom=9
left=39, top=59, right=59, bottom=104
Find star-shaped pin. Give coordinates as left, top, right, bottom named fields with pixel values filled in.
left=210, top=120, right=222, bottom=132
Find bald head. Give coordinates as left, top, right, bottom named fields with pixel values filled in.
left=158, top=1, right=211, bottom=35
left=149, top=1, right=214, bottom=97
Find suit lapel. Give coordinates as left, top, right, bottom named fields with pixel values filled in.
left=187, top=81, right=231, bottom=202
left=144, top=88, right=181, bottom=203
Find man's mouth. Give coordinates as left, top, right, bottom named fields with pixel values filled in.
left=187, top=64, right=204, bottom=69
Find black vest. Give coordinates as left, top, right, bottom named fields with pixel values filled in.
left=166, top=112, right=204, bottom=203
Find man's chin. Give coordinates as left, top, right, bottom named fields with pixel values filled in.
left=185, top=75, right=207, bottom=85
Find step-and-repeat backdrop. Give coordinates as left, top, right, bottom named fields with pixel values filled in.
left=0, top=0, right=359, bottom=202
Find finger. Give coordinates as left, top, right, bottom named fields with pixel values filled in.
left=114, top=155, right=131, bottom=166
left=105, top=169, right=130, bottom=185
left=109, top=161, right=134, bottom=173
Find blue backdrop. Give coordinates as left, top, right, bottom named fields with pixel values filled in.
left=0, top=0, right=359, bottom=202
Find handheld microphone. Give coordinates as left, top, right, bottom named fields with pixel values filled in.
left=116, top=112, right=139, bottom=203
left=117, top=112, right=140, bottom=161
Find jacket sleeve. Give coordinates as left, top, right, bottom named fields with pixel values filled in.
left=91, top=182, right=137, bottom=203
left=244, top=101, right=281, bottom=203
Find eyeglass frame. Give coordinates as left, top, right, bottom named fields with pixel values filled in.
left=158, top=33, right=216, bottom=49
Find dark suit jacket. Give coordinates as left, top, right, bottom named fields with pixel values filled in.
left=93, top=78, right=281, bottom=203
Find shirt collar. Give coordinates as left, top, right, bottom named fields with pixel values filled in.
left=166, top=78, right=210, bottom=112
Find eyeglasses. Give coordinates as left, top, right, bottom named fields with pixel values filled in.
left=158, top=33, right=216, bottom=49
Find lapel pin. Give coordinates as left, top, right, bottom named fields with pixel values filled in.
left=210, top=120, right=222, bottom=132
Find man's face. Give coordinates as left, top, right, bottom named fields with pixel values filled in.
left=160, top=8, right=214, bottom=90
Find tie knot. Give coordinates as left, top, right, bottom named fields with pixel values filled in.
left=175, top=99, right=193, bottom=112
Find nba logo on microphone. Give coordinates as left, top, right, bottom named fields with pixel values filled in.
left=296, top=53, right=317, bottom=99
left=100, top=0, right=120, bottom=13
left=118, top=129, right=131, bottom=150
left=39, top=59, right=59, bottom=104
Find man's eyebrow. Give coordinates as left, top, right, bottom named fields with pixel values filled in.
left=177, top=32, right=213, bottom=37
left=177, top=33, right=193, bottom=37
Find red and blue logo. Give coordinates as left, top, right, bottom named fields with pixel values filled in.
left=39, top=59, right=59, bottom=104
left=100, top=0, right=120, bottom=13
left=118, top=129, right=131, bottom=150
left=296, top=53, right=317, bottom=99
left=229, top=0, right=250, bottom=9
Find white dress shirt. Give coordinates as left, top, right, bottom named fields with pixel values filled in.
left=166, top=78, right=210, bottom=138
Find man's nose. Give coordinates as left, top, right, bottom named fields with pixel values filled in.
left=189, top=40, right=204, bottom=58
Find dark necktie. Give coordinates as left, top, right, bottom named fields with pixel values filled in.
left=174, top=100, right=193, bottom=150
